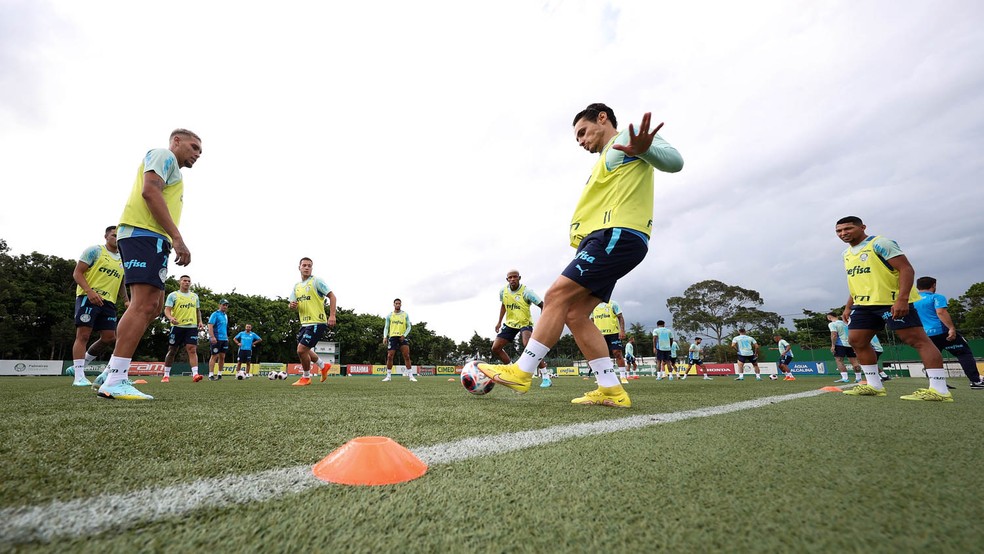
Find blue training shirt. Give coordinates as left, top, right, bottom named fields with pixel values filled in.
left=913, top=291, right=947, bottom=336
left=235, top=331, right=261, bottom=350
left=208, top=311, right=229, bottom=341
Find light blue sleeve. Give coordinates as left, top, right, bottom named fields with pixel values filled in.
left=234, top=332, right=244, bottom=341
left=871, top=236, right=904, bottom=260
left=935, top=294, right=948, bottom=310
left=143, top=149, right=180, bottom=185
left=164, top=292, right=177, bottom=308
left=383, top=314, right=390, bottom=338
left=315, top=278, right=332, bottom=298
left=288, top=287, right=297, bottom=302
left=611, top=301, right=621, bottom=316
left=608, top=129, right=683, bottom=173
left=404, top=313, right=412, bottom=336
left=524, top=288, right=542, bottom=306
left=79, top=245, right=101, bottom=266
left=208, top=312, right=218, bottom=325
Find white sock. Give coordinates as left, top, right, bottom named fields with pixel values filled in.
left=588, top=357, right=619, bottom=387
left=517, top=339, right=550, bottom=374
left=861, top=364, right=882, bottom=389
left=926, top=368, right=948, bottom=394
left=104, top=356, right=131, bottom=387
left=73, top=359, right=85, bottom=378
left=840, top=371, right=849, bottom=380
left=84, top=352, right=97, bottom=365
left=303, top=371, right=311, bottom=378
left=311, top=358, right=321, bottom=370
left=191, top=366, right=199, bottom=376
left=619, top=369, right=627, bottom=379
left=386, top=370, right=392, bottom=377
left=164, top=366, right=171, bottom=377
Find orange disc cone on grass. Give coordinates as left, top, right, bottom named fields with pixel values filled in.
left=132, top=379, right=148, bottom=384
left=820, top=386, right=844, bottom=392
left=312, top=436, right=427, bottom=486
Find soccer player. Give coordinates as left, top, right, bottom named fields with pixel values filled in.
left=731, top=329, right=762, bottom=380
left=95, top=129, right=202, bottom=400
left=687, top=337, right=712, bottom=380
left=590, top=300, right=627, bottom=383
left=624, top=337, right=639, bottom=379
left=827, top=312, right=863, bottom=383
left=774, top=335, right=795, bottom=380
left=652, top=320, right=674, bottom=380
left=834, top=216, right=950, bottom=401
left=70, top=226, right=128, bottom=387
left=913, top=276, right=983, bottom=389
left=477, top=104, right=683, bottom=408
left=492, top=269, right=551, bottom=387
left=207, top=300, right=230, bottom=380
left=233, top=324, right=262, bottom=377
left=288, top=257, right=336, bottom=386
left=670, top=339, right=684, bottom=379
left=162, top=275, right=204, bottom=383
left=382, top=299, right=415, bottom=382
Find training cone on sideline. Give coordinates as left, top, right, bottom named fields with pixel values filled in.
left=132, top=379, right=148, bottom=384
left=820, top=386, right=844, bottom=392
left=312, top=436, right=427, bottom=486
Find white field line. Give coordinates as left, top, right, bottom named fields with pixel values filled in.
left=0, top=388, right=830, bottom=545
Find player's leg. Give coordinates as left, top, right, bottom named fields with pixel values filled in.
left=71, top=317, right=94, bottom=385
left=401, top=343, right=416, bottom=381
left=186, top=343, right=202, bottom=381
left=933, top=333, right=983, bottom=386
left=98, top=283, right=162, bottom=399
left=491, top=337, right=512, bottom=364
left=842, top=312, right=887, bottom=396
left=895, top=326, right=949, bottom=399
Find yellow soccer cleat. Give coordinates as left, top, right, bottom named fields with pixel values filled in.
left=476, top=363, right=532, bottom=393
left=842, top=384, right=886, bottom=397
left=571, top=385, right=631, bottom=408
left=900, top=388, right=954, bottom=402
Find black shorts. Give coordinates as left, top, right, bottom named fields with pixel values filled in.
left=848, top=304, right=922, bottom=332
left=74, top=296, right=118, bottom=332
left=561, top=228, right=648, bottom=303
left=688, top=358, right=703, bottom=366
left=626, top=354, right=636, bottom=364
left=169, top=326, right=199, bottom=346
left=833, top=345, right=857, bottom=359
left=497, top=324, right=532, bottom=342
left=929, top=332, right=974, bottom=358
left=210, top=340, right=229, bottom=355
left=117, top=236, right=170, bottom=290
left=297, top=324, right=327, bottom=348
left=737, top=354, right=758, bottom=364
left=656, top=349, right=672, bottom=362
left=779, top=354, right=793, bottom=366
left=237, top=349, right=253, bottom=363
left=603, top=334, right=623, bottom=355
left=387, top=336, right=410, bottom=351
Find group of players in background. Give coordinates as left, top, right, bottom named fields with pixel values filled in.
left=67, top=107, right=982, bottom=404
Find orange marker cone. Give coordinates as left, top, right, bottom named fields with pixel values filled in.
left=820, top=386, right=843, bottom=392
left=132, top=379, right=148, bottom=384
left=448, top=378, right=456, bottom=382
left=312, top=436, right=427, bottom=486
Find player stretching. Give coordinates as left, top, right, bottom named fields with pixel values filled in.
left=382, top=299, right=415, bottom=382
left=71, top=226, right=128, bottom=386
left=288, top=257, right=336, bottom=386
left=96, top=129, right=202, bottom=400
left=492, top=269, right=551, bottom=387
left=834, top=216, right=950, bottom=401
left=477, top=103, right=683, bottom=407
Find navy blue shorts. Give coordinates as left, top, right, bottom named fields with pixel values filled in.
left=626, top=354, right=636, bottom=364
left=603, top=333, right=623, bottom=355
left=387, top=336, right=410, bottom=351
left=833, top=345, right=857, bottom=358
left=237, top=349, right=253, bottom=363
left=929, top=332, right=973, bottom=358
left=297, top=324, right=327, bottom=348
left=656, top=349, right=672, bottom=362
left=74, top=296, right=118, bottom=331
left=169, top=326, right=199, bottom=346
left=117, top=236, right=170, bottom=290
left=779, top=354, right=793, bottom=366
left=688, top=358, right=704, bottom=366
left=561, top=228, right=648, bottom=302
left=497, top=324, right=532, bottom=342
left=737, top=354, right=758, bottom=364
left=210, top=340, right=229, bottom=355
left=848, top=304, right=922, bottom=332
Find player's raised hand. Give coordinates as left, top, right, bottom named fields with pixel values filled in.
left=612, top=112, right=664, bottom=157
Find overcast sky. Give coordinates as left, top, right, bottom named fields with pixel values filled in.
left=2, top=0, right=982, bottom=343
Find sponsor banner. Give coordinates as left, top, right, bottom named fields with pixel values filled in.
left=0, top=360, right=63, bottom=376
left=372, top=365, right=389, bottom=375
left=703, top=363, right=736, bottom=376
left=786, top=361, right=826, bottom=375
left=129, top=361, right=166, bottom=376
left=418, top=366, right=435, bottom=376
left=347, top=364, right=372, bottom=375
left=220, top=363, right=258, bottom=375
left=435, top=365, right=457, bottom=375
left=556, top=366, right=577, bottom=376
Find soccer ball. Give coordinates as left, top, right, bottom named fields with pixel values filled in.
left=460, top=361, right=495, bottom=395
left=769, top=374, right=778, bottom=381
left=268, top=371, right=277, bottom=380
left=236, top=371, right=246, bottom=380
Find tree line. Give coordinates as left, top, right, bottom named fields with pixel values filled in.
left=2, top=239, right=981, bottom=364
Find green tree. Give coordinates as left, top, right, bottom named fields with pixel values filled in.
left=666, top=280, right=781, bottom=348
left=627, top=322, right=650, bottom=356
left=953, top=282, right=984, bottom=339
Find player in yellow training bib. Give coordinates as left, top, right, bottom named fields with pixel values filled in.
left=162, top=275, right=205, bottom=383
left=382, top=299, right=415, bottom=382
left=288, top=257, right=336, bottom=386
left=834, top=216, right=948, bottom=401
left=477, top=103, right=683, bottom=409
left=492, top=269, right=551, bottom=387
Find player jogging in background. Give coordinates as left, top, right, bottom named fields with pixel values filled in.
left=492, top=269, right=551, bottom=387
left=71, top=226, right=128, bottom=387
left=288, top=257, right=336, bottom=386
left=477, top=103, right=683, bottom=408
left=382, top=299, right=415, bottom=382
left=233, top=324, right=262, bottom=377
left=652, top=320, right=674, bottom=380
left=624, top=337, right=639, bottom=379
left=670, top=339, right=683, bottom=379
left=96, top=129, right=202, bottom=401
left=731, top=329, right=762, bottom=380
left=162, top=275, right=204, bottom=383
left=834, top=216, right=950, bottom=401
left=774, top=335, right=795, bottom=380
left=827, top=312, right=863, bottom=383
left=590, top=300, right=628, bottom=383
left=207, top=300, right=230, bottom=380
left=688, top=337, right=712, bottom=380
